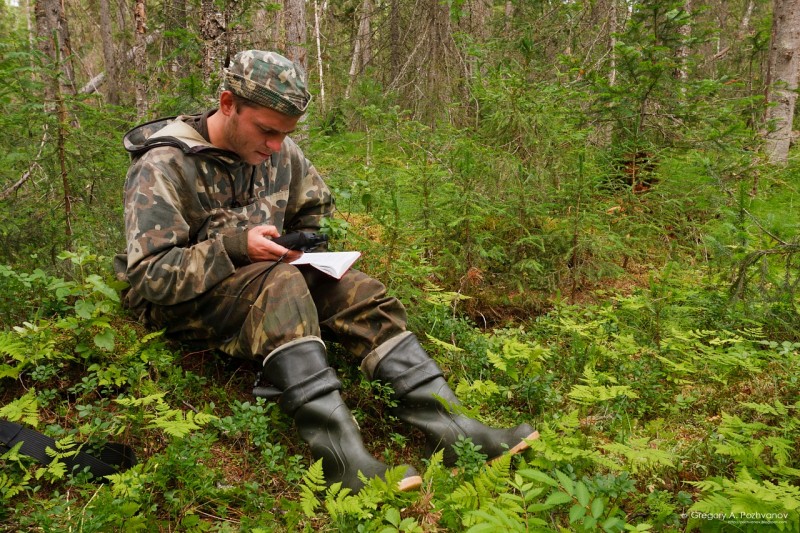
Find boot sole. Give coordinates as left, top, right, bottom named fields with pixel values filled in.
left=398, top=475, right=423, bottom=491
left=495, top=430, right=539, bottom=460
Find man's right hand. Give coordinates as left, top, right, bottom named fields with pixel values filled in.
left=247, top=225, right=303, bottom=263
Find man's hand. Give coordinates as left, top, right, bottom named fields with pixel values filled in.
left=247, top=225, right=304, bottom=263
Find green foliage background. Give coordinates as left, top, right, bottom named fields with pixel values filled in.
left=2, top=0, right=799, bottom=531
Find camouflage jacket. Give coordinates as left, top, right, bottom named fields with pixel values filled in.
left=114, top=113, right=333, bottom=306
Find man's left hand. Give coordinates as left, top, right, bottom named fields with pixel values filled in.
left=247, top=225, right=304, bottom=263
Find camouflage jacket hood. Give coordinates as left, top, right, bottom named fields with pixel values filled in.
left=115, top=113, right=333, bottom=307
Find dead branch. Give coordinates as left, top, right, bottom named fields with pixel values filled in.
left=0, top=126, right=49, bottom=201
left=79, top=31, right=161, bottom=95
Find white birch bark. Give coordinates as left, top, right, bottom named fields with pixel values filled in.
left=313, top=0, right=326, bottom=109
left=134, top=0, right=148, bottom=118
left=346, top=0, right=371, bottom=99
left=765, top=0, right=800, bottom=164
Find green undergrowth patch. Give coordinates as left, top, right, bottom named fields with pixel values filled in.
left=2, top=250, right=799, bottom=532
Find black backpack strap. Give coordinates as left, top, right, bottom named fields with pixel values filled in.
left=0, top=419, right=137, bottom=479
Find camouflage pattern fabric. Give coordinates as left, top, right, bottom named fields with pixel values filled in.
left=223, top=50, right=311, bottom=116
left=115, top=110, right=408, bottom=361
left=115, top=115, right=332, bottom=306
left=138, top=262, right=407, bottom=361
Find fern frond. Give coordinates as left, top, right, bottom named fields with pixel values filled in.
left=689, top=492, right=732, bottom=515
left=114, top=392, right=167, bottom=408
left=423, top=449, right=446, bottom=484
left=740, top=401, right=790, bottom=417
left=0, top=390, right=39, bottom=427
left=121, top=329, right=165, bottom=362
left=145, top=408, right=217, bottom=438
left=600, top=438, right=675, bottom=475
left=323, top=482, right=356, bottom=520
left=0, top=331, right=27, bottom=360
left=764, top=436, right=793, bottom=467
left=0, top=332, right=30, bottom=379
left=299, top=459, right=325, bottom=517
left=450, top=481, right=480, bottom=511
left=465, top=507, right=527, bottom=532
left=568, top=366, right=638, bottom=406
left=0, top=471, right=28, bottom=500
left=475, top=453, right=511, bottom=494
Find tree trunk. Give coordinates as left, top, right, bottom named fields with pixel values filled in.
left=24, top=0, right=36, bottom=51
left=313, top=0, right=326, bottom=109
left=200, top=0, right=226, bottom=79
left=389, top=0, right=401, bottom=82
left=284, top=0, right=307, bottom=71
left=463, top=0, right=490, bottom=79
left=346, top=0, right=372, bottom=98
left=711, top=0, right=755, bottom=62
left=273, top=0, right=285, bottom=51
left=98, top=0, right=119, bottom=104
left=504, top=1, right=513, bottom=33
left=164, top=0, right=188, bottom=76
left=56, top=83, right=73, bottom=248
left=78, top=32, right=160, bottom=95
left=676, top=0, right=692, bottom=84
left=34, top=0, right=77, bottom=101
left=765, top=0, right=800, bottom=164
left=134, top=0, right=148, bottom=118
left=609, top=0, right=619, bottom=87
left=252, top=8, right=277, bottom=50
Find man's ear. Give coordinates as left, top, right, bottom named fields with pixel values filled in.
left=219, top=91, right=236, bottom=116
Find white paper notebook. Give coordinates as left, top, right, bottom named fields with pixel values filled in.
left=290, top=251, right=361, bottom=280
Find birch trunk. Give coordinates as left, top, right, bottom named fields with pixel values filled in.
left=765, top=0, right=800, bottom=164
left=346, top=0, right=371, bottom=98
left=676, top=0, right=692, bottom=84
left=134, top=0, right=148, bottom=118
left=313, top=0, right=325, bottom=109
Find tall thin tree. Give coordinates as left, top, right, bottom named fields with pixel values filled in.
left=34, top=0, right=77, bottom=99
left=99, top=0, right=120, bottom=104
left=346, top=0, right=372, bottom=98
left=765, top=0, right=800, bottom=164
left=134, top=0, right=148, bottom=117
left=284, top=0, right=307, bottom=71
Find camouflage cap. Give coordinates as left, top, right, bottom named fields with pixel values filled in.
left=222, top=50, right=312, bottom=116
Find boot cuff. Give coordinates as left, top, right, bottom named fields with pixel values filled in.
left=280, top=367, right=342, bottom=416
left=384, top=359, right=443, bottom=399
left=366, top=333, right=444, bottom=399
left=361, top=331, right=414, bottom=378
left=262, top=336, right=326, bottom=367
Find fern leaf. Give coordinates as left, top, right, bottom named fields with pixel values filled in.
left=475, top=453, right=511, bottom=495
left=299, top=459, right=325, bottom=517
left=0, top=390, right=39, bottom=427
left=0, top=471, right=28, bottom=500
left=517, top=469, right=559, bottom=487
left=450, top=482, right=480, bottom=511
left=689, top=492, right=732, bottom=515
left=114, top=392, right=167, bottom=408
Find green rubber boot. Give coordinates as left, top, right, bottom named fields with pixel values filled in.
left=365, top=332, right=538, bottom=466
left=263, top=337, right=422, bottom=493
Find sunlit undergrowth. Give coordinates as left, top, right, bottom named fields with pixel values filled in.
left=2, top=248, right=798, bottom=532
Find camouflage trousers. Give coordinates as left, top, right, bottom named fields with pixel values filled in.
left=128, top=262, right=408, bottom=362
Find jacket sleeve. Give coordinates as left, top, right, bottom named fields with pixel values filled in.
left=122, top=150, right=241, bottom=305
left=282, top=141, right=335, bottom=234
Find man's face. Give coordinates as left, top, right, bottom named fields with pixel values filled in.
left=220, top=97, right=300, bottom=165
